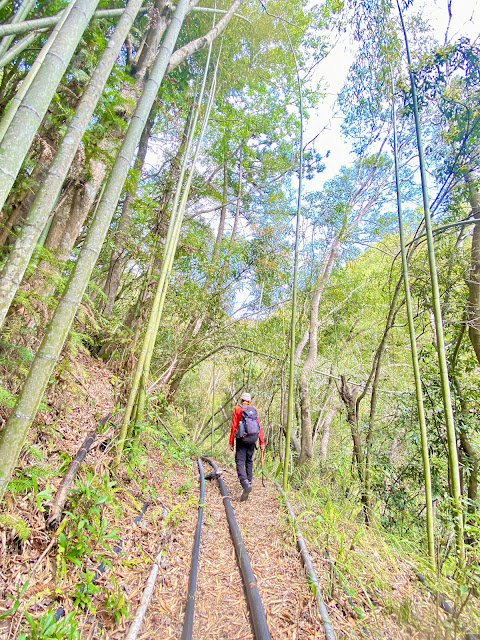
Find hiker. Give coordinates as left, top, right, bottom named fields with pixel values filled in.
left=229, top=392, right=265, bottom=501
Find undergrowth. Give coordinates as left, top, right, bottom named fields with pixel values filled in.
left=282, top=465, right=480, bottom=639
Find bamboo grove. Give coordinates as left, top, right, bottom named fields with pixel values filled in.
left=0, top=0, right=479, bottom=587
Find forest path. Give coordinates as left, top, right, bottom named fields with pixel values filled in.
left=130, top=457, right=322, bottom=640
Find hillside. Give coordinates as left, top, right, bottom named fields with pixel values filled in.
left=0, top=0, right=480, bottom=637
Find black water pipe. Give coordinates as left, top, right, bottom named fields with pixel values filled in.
left=181, top=458, right=205, bottom=640
left=275, top=482, right=336, bottom=640
left=201, top=457, right=271, bottom=640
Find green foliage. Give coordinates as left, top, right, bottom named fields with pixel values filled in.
left=0, top=580, right=29, bottom=620
left=18, top=611, right=80, bottom=640
left=0, top=513, right=31, bottom=541
left=6, top=466, right=57, bottom=500
left=102, top=576, right=129, bottom=623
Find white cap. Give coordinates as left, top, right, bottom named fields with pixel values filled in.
left=241, top=392, right=251, bottom=402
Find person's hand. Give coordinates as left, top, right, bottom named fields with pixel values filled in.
left=260, top=444, right=265, bottom=451
left=230, top=444, right=234, bottom=451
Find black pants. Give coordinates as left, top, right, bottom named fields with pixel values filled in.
left=235, top=437, right=257, bottom=486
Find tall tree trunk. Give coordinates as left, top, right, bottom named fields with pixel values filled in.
left=0, top=0, right=191, bottom=501
left=44, top=159, right=106, bottom=260
left=0, top=136, right=54, bottom=248
left=0, top=0, right=144, bottom=329
left=298, top=236, right=341, bottom=465
left=465, top=169, right=480, bottom=365
left=0, top=0, right=100, bottom=213
left=103, top=111, right=155, bottom=315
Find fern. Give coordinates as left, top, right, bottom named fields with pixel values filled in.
left=0, top=514, right=31, bottom=541
left=7, top=466, right=57, bottom=497
left=0, top=385, right=16, bottom=407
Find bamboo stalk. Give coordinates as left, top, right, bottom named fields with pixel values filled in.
left=124, top=551, right=164, bottom=640
left=397, top=0, right=464, bottom=566
left=0, top=0, right=36, bottom=60
left=0, top=0, right=145, bottom=330
left=135, top=51, right=220, bottom=431
left=275, top=482, right=336, bottom=640
left=47, top=413, right=111, bottom=527
left=0, top=0, right=191, bottom=501
left=0, top=6, right=247, bottom=38
left=0, top=28, right=46, bottom=70
left=139, top=55, right=220, bottom=418
left=117, top=40, right=217, bottom=459
left=0, top=0, right=100, bottom=210
left=283, top=24, right=303, bottom=490
left=392, top=93, right=435, bottom=566
left=0, top=2, right=75, bottom=145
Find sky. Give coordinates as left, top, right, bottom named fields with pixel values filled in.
left=305, top=0, right=480, bottom=189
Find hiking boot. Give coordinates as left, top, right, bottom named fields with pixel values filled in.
left=240, top=481, right=252, bottom=502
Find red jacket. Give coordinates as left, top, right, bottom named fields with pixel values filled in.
left=229, top=402, right=265, bottom=447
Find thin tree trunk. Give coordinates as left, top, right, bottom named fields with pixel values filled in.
left=213, top=159, right=228, bottom=261
left=397, top=0, right=464, bottom=565
left=320, top=405, right=337, bottom=462
left=229, top=157, right=242, bottom=245
left=0, top=0, right=144, bottom=329
left=0, top=0, right=100, bottom=212
left=299, top=236, right=342, bottom=465
left=0, top=0, right=191, bottom=501
left=465, top=169, right=480, bottom=364
left=103, top=112, right=155, bottom=315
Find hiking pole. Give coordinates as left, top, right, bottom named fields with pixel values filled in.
left=261, top=448, right=265, bottom=487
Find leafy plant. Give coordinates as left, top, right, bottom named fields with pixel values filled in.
left=0, top=513, right=31, bottom=542
left=102, top=577, right=129, bottom=623
left=17, top=610, right=80, bottom=640
left=0, top=580, right=29, bottom=620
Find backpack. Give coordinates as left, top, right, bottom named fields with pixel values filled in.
left=237, top=403, right=260, bottom=439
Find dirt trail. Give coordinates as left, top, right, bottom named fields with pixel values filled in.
left=132, top=458, right=321, bottom=640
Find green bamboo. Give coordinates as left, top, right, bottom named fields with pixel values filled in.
left=283, top=25, right=303, bottom=491
left=0, top=7, right=130, bottom=38
left=0, top=6, right=247, bottom=38
left=392, top=96, right=435, bottom=565
left=0, top=0, right=100, bottom=210
left=119, top=44, right=217, bottom=455
left=0, top=2, right=75, bottom=145
left=0, top=0, right=191, bottom=501
left=397, top=0, right=464, bottom=565
left=142, top=60, right=219, bottom=390
left=121, top=89, right=203, bottom=447
left=0, top=0, right=145, bottom=331
left=0, top=28, right=46, bottom=70
left=0, top=0, right=36, bottom=60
